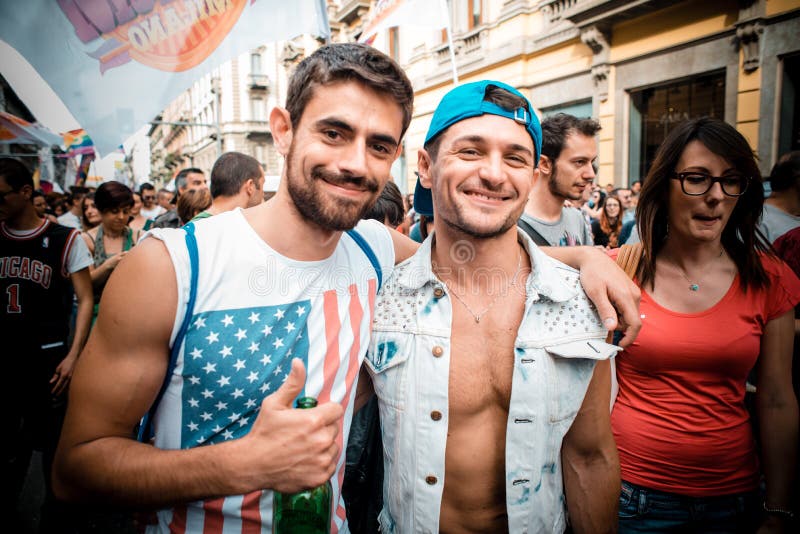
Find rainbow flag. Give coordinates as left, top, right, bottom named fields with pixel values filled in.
left=62, top=129, right=95, bottom=157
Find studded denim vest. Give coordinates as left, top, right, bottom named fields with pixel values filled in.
left=366, top=232, right=619, bottom=534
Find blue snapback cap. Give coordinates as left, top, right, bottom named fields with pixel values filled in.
left=414, top=80, right=542, bottom=217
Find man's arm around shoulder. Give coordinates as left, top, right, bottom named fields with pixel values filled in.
left=53, top=238, right=343, bottom=508
left=561, top=359, right=620, bottom=534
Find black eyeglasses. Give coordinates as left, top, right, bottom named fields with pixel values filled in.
left=142, top=195, right=155, bottom=200
left=671, top=172, right=750, bottom=197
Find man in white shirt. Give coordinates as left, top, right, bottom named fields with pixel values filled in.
left=139, top=183, right=165, bottom=220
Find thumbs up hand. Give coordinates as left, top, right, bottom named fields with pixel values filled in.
left=237, top=359, right=343, bottom=494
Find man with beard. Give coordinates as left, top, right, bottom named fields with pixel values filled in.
left=362, top=81, right=619, bottom=533
left=54, top=45, right=639, bottom=533
left=520, top=113, right=599, bottom=246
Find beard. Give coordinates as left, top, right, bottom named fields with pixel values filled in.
left=547, top=165, right=584, bottom=201
left=285, top=145, right=381, bottom=231
left=435, top=182, right=521, bottom=239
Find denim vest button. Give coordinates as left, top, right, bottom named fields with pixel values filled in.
left=430, top=410, right=442, bottom=421
left=432, top=346, right=444, bottom=357
left=425, top=475, right=438, bottom=485
left=433, top=286, right=445, bottom=298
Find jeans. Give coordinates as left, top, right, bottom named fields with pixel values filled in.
left=618, top=480, right=761, bottom=534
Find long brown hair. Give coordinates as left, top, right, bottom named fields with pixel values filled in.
left=599, top=194, right=622, bottom=247
left=636, top=117, right=770, bottom=290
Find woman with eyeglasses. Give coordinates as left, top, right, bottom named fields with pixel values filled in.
left=611, top=117, right=800, bottom=532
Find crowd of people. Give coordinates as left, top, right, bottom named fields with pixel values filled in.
left=2, top=42, right=799, bottom=534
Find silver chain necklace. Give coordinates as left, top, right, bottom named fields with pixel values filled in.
left=440, top=248, right=524, bottom=323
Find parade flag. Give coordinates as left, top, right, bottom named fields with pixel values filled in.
left=62, top=129, right=95, bottom=157
left=358, top=0, right=449, bottom=43
left=0, top=111, right=63, bottom=147
left=75, top=153, right=95, bottom=187
left=0, top=1, right=330, bottom=155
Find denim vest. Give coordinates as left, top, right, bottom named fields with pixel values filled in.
left=366, top=231, right=619, bottom=533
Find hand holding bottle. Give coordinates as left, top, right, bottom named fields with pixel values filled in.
left=235, top=358, right=342, bottom=494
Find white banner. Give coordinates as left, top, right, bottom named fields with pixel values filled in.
left=0, top=1, right=329, bottom=155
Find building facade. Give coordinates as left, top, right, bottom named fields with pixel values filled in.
left=149, top=0, right=800, bottom=190
left=342, top=0, right=800, bottom=189
left=148, top=36, right=323, bottom=189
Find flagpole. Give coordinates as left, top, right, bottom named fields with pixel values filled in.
left=444, top=0, right=458, bottom=85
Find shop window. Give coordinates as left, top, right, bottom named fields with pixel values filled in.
left=629, top=71, right=725, bottom=182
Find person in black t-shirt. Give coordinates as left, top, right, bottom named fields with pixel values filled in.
left=0, top=158, right=93, bottom=530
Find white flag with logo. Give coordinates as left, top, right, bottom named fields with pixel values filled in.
left=0, top=0, right=329, bottom=155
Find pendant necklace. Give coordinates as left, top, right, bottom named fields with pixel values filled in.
left=671, top=249, right=724, bottom=292
left=441, top=248, right=524, bottom=323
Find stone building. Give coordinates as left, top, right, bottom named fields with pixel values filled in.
left=148, top=36, right=322, bottom=190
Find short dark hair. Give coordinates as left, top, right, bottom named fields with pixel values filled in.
left=424, top=84, right=531, bottom=161
left=95, top=181, right=134, bottom=213
left=31, top=190, right=45, bottom=200
left=637, top=117, right=769, bottom=290
left=210, top=152, right=262, bottom=198
left=0, top=158, right=33, bottom=190
left=364, top=181, right=405, bottom=227
left=286, top=43, right=414, bottom=138
left=175, top=167, right=204, bottom=190
left=139, top=182, right=156, bottom=195
left=177, top=188, right=212, bottom=224
left=768, top=151, right=800, bottom=192
left=540, top=113, right=601, bottom=161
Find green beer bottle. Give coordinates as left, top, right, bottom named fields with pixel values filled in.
left=272, top=396, right=332, bottom=534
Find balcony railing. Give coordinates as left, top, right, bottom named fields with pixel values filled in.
left=544, top=0, right=676, bottom=28
left=335, top=0, right=371, bottom=25
left=248, top=74, right=269, bottom=90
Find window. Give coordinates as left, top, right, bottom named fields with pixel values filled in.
left=629, top=71, right=725, bottom=182
left=254, top=144, right=264, bottom=164
left=389, top=27, right=400, bottom=61
left=250, top=98, right=265, bottom=121
left=250, top=52, right=262, bottom=75
left=468, top=0, right=482, bottom=30
left=541, top=100, right=593, bottom=119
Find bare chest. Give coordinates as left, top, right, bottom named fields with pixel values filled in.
left=447, top=300, right=524, bottom=415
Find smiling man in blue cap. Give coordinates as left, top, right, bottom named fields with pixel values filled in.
left=362, top=81, right=621, bottom=533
